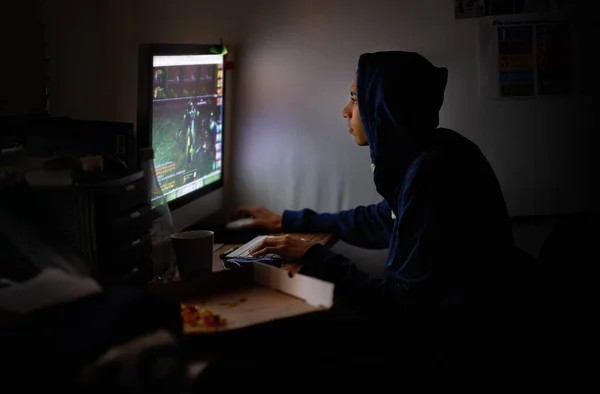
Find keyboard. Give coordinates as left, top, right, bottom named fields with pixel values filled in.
left=225, top=235, right=282, bottom=260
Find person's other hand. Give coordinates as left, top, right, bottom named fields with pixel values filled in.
left=231, top=206, right=282, bottom=232
left=249, top=235, right=316, bottom=263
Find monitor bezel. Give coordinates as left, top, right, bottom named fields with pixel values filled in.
left=137, top=43, right=226, bottom=215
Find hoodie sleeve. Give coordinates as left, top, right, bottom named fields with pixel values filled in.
left=298, top=244, right=378, bottom=310
left=298, top=243, right=413, bottom=318
left=281, top=201, right=393, bottom=250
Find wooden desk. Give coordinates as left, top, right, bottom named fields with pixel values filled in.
left=211, top=232, right=337, bottom=272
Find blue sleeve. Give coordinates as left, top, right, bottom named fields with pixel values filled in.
left=281, top=201, right=393, bottom=249
left=298, top=244, right=384, bottom=314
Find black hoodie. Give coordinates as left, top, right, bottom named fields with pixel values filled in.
left=284, top=51, right=515, bottom=323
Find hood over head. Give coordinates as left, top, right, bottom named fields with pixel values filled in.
left=356, top=51, right=448, bottom=210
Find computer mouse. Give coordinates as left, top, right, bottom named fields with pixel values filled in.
left=225, top=218, right=257, bottom=230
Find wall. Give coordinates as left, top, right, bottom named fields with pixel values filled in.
left=230, top=0, right=594, bottom=218
left=44, top=0, right=594, bottom=273
left=1, top=1, right=47, bottom=114
left=42, top=0, right=108, bottom=119
left=45, top=0, right=593, bottom=214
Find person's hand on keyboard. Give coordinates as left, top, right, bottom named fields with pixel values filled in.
left=230, top=206, right=283, bottom=232
left=248, top=235, right=316, bottom=263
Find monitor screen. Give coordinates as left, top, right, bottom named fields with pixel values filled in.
left=149, top=53, right=224, bottom=208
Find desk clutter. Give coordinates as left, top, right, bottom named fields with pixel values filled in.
left=0, top=275, right=188, bottom=392
left=1, top=114, right=152, bottom=285
left=26, top=169, right=154, bottom=285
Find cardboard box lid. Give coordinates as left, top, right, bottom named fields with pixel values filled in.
left=252, top=261, right=334, bottom=309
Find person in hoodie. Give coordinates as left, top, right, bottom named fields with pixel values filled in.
left=233, top=51, right=517, bottom=361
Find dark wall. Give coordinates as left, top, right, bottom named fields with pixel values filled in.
left=1, top=2, right=47, bottom=115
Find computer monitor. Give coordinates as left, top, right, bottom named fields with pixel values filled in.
left=137, top=44, right=226, bottom=231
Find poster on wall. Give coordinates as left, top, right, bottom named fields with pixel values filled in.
left=478, top=18, right=571, bottom=99
left=498, top=25, right=535, bottom=97
left=455, top=0, right=572, bottom=19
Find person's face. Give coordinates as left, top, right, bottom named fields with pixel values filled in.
left=342, top=79, right=367, bottom=146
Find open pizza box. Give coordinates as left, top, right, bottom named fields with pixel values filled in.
left=148, top=262, right=335, bottom=335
